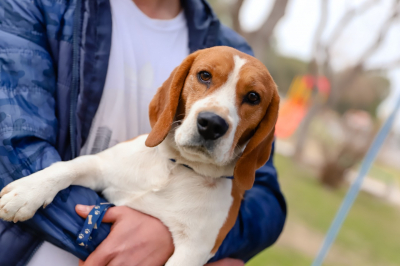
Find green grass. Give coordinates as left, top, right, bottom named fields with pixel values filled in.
left=248, top=246, right=313, bottom=266
left=361, top=162, right=400, bottom=184
left=247, top=155, right=400, bottom=266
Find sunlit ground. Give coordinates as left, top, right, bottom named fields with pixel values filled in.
left=247, top=154, right=400, bottom=266
left=366, top=163, right=400, bottom=184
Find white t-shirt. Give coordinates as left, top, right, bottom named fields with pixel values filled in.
left=28, top=0, right=189, bottom=265
left=81, top=0, right=189, bottom=155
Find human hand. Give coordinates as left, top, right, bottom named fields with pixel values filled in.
left=205, top=258, right=245, bottom=266
left=76, top=205, right=174, bottom=266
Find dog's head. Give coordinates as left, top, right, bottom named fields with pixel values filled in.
left=145, top=46, right=279, bottom=190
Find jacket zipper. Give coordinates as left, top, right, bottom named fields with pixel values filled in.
left=70, top=0, right=83, bottom=159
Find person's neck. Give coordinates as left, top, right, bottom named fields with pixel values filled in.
left=133, top=0, right=182, bottom=20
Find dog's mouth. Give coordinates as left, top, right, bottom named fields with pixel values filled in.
left=180, top=144, right=210, bottom=156
left=177, top=144, right=213, bottom=161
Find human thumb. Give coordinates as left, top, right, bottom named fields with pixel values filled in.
left=75, top=205, right=94, bottom=218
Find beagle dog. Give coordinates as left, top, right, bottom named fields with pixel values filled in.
left=0, top=46, right=279, bottom=266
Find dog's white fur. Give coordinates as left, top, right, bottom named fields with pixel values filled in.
left=0, top=55, right=249, bottom=266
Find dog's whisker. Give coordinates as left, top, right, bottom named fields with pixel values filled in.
left=176, top=113, right=185, bottom=119
left=232, top=146, right=244, bottom=160
left=172, top=119, right=183, bottom=126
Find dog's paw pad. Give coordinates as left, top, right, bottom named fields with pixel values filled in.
left=0, top=181, right=48, bottom=222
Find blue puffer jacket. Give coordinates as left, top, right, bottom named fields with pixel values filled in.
left=0, top=0, right=286, bottom=265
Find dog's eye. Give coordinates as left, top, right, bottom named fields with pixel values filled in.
left=198, top=71, right=212, bottom=83
left=244, top=92, right=260, bottom=105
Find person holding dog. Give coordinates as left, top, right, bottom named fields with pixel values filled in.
left=0, top=0, right=287, bottom=265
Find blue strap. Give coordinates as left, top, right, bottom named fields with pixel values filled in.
left=312, top=94, right=400, bottom=266
left=76, top=203, right=114, bottom=248
left=169, top=158, right=193, bottom=170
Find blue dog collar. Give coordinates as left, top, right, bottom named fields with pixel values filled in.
left=77, top=203, right=114, bottom=247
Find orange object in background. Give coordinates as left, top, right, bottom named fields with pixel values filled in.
left=275, top=99, right=308, bottom=138
left=275, top=75, right=330, bottom=139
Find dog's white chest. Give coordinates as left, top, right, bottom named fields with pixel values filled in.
left=97, top=136, right=233, bottom=244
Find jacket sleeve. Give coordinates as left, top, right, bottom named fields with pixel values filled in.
left=210, top=142, right=286, bottom=262
left=0, top=0, right=109, bottom=260
left=212, top=25, right=287, bottom=262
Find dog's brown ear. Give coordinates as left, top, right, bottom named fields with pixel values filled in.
left=234, top=88, right=280, bottom=190
left=145, top=52, right=198, bottom=147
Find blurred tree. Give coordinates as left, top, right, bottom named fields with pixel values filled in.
left=317, top=71, right=389, bottom=188
left=316, top=109, right=377, bottom=188
left=263, top=49, right=309, bottom=95
left=294, top=0, right=400, bottom=166
left=336, top=73, right=390, bottom=116
left=208, top=0, right=304, bottom=96
left=207, top=0, right=290, bottom=60
left=208, top=0, right=397, bottom=188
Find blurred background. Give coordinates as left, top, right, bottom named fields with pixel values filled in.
left=208, top=0, right=400, bottom=265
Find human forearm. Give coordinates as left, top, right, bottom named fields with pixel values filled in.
left=0, top=140, right=112, bottom=260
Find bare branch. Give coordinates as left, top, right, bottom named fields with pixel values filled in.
left=294, top=0, right=329, bottom=158
left=328, top=0, right=381, bottom=45
left=328, top=0, right=399, bottom=104
left=356, top=2, right=400, bottom=68
left=253, top=0, right=289, bottom=39
left=246, top=0, right=289, bottom=58
left=220, top=0, right=289, bottom=59
left=366, top=58, right=400, bottom=72
left=322, top=0, right=381, bottom=74
left=230, top=0, right=245, bottom=35
left=311, top=0, right=329, bottom=64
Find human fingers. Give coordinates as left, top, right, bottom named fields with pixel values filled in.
left=79, top=236, right=115, bottom=266
left=75, top=205, right=128, bottom=223
left=75, top=205, right=94, bottom=219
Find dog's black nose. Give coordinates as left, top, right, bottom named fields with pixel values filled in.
left=197, top=112, right=229, bottom=140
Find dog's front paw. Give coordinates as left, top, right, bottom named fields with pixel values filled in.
left=0, top=178, right=55, bottom=223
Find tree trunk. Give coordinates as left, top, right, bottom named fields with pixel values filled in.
left=293, top=100, right=323, bottom=160
left=320, top=161, right=347, bottom=188
left=244, top=0, right=289, bottom=59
